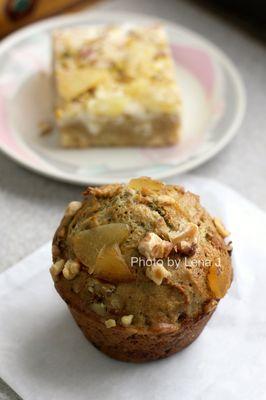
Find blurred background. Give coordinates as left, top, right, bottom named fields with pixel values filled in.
left=1, top=0, right=266, bottom=38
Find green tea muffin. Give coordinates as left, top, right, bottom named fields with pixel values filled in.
left=50, top=177, right=232, bottom=362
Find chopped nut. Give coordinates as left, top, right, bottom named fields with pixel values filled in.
left=226, top=241, right=233, bottom=255
left=180, top=240, right=194, bottom=253
left=204, top=299, right=218, bottom=314
left=121, top=314, right=134, bottom=327
left=213, top=217, right=230, bottom=238
left=84, top=184, right=121, bottom=198
left=52, top=244, right=60, bottom=259
left=49, top=259, right=65, bottom=281
left=64, top=201, right=82, bottom=218
left=146, top=263, right=171, bottom=285
left=91, top=302, right=106, bottom=316
left=156, top=195, right=175, bottom=205
left=63, top=260, right=81, bottom=280
left=172, top=185, right=185, bottom=194
left=169, top=223, right=198, bottom=255
left=105, top=319, right=116, bottom=328
left=138, top=232, right=173, bottom=259
left=57, top=226, right=66, bottom=238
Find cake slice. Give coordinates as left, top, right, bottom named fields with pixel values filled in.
left=52, top=25, right=181, bottom=148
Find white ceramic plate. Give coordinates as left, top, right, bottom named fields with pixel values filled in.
left=0, top=11, right=246, bottom=185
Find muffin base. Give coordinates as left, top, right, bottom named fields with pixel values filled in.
left=68, top=304, right=214, bottom=363
left=55, top=273, right=216, bottom=363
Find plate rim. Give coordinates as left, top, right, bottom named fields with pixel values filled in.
left=0, top=10, right=246, bottom=186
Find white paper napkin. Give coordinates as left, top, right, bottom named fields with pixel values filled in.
left=1, top=175, right=266, bottom=400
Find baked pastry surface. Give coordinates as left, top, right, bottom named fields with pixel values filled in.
left=51, top=177, right=232, bottom=362
left=53, top=25, right=181, bottom=147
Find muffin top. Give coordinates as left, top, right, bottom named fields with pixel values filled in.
left=51, top=177, right=232, bottom=329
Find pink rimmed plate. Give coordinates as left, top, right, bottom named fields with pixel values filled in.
left=0, top=11, right=246, bottom=185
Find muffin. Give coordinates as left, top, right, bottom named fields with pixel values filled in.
left=50, top=177, right=232, bottom=362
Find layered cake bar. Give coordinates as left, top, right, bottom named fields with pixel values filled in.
left=53, top=25, right=181, bottom=147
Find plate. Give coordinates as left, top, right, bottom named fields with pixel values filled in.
left=0, top=11, right=246, bottom=185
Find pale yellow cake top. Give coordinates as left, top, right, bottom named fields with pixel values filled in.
left=53, top=25, right=181, bottom=119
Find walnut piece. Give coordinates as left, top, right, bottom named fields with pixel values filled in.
left=105, top=319, right=116, bottom=328
left=146, top=263, right=171, bottom=285
left=64, top=201, right=82, bottom=218
left=52, top=244, right=60, bottom=259
left=138, top=232, right=173, bottom=259
left=63, top=260, right=81, bottom=280
left=169, top=223, right=199, bottom=255
left=226, top=241, right=233, bottom=255
left=204, top=299, right=218, bottom=314
left=50, top=259, right=65, bottom=281
left=213, top=217, right=230, bottom=238
left=121, top=315, right=134, bottom=327
left=156, top=195, right=175, bottom=205
left=90, top=302, right=106, bottom=316
left=84, top=184, right=121, bottom=198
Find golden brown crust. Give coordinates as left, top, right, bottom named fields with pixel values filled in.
left=55, top=277, right=216, bottom=362
left=58, top=115, right=180, bottom=148
left=70, top=306, right=214, bottom=362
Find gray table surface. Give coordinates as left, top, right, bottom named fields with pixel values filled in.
left=0, top=0, right=265, bottom=398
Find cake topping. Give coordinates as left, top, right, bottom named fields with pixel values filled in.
left=169, top=223, right=199, bottom=255
left=146, top=263, right=171, bottom=286
left=50, top=259, right=65, bottom=281
left=156, top=195, right=176, bottom=205
left=94, top=243, right=134, bottom=283
left=52, top=244, right=61, bottom=259
left=105, top=319, right=116, bottom=328
left=204, top=299, right=218, bottom=314
left=56, top=67, right=109, bottom=101
left=138, top=232, right=173, bottom=259
left=84, top=184, right=122, bottom=198
left=64, top=201, right=82, bottom=217
left=62, top=260, right=81, bottom=280
left=207, top=263, right=231, bottom=299
left=72, top=223, right=130, bottom=273
left=54, top=25, right=180, bottom=117
left=121, top=315, right=134, bottom=327
left=226, top=241, right=233, bottom=255
left=128, top=177, right=164, bottom=193
left=213, top=217, right=230, bottom=238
